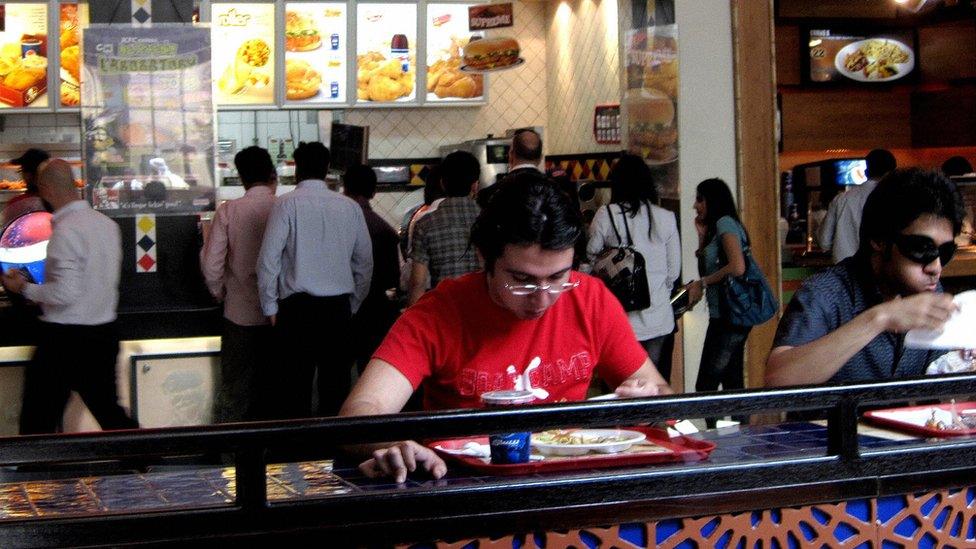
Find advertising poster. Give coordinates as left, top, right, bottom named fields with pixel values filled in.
left=212, top=3, right=275, bottom=106
left=0, top=3, right=49, bottom=109
left=426, top=3, right=483, bottom=103
left=624, top=24, right=679, bottom=199
left=59, top=3, right=89, bottom=108
left=356, top=3, right=417, bottom=103
left=284, top=2, right=346, bottom=104
left=82, top=25, right=215, bottom=216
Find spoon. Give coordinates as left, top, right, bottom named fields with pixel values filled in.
left=522, top=356, right=549, bottom=400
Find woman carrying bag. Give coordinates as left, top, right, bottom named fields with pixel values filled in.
left=587, top=155, right=681, bottom=381
left=687, top=178, right=776, bottom=412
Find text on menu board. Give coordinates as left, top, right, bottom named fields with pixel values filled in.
left=468, top=3, right=512, bottom=31
left=96, top=39, right=197, bottom=73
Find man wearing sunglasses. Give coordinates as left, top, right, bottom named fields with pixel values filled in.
left=766, top=168, right=966, bottom=387
left=340, top=172, right=671, bottom=482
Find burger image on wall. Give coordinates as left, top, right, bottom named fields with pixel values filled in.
left=462, top=36, right=522, bottom=72
left=286, top=11, right=322, bottom=52
left=625, top=87, right=677, bottom=163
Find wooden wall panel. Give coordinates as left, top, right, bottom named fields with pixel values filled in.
left=911, top=85, right=976, bottom=147
left=775, top=25, right=802, bottom=86
left=780, top=90, right=913, bottom=151
left=919, top=21, right=976, bottom=81
left=777, top=0, right=897, bottom=19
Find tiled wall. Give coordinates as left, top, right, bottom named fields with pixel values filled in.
left=0, top=113, right=82, bottom=145
left=546, top=0, right=623, bottom=156
left=216, top=110, right=320, bottom=153
left=345, top=1, right=548, bottom=159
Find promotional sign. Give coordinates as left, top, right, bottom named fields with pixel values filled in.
left=82, top=25, right=215, bottom=216
left=212, top=3, right=275, bottom=106
left=0, top=3, right=48, bottom=109
left=59, top=3, right=88, bottom=108
left=808, top=29, right=916, bottom=83
left=468, top=3, right=513, bottom=31
left=356, top=3, right=417, bottom=103
left=426, top=3, right=483, bottom=102
left=284, top=2, right=346, bottom=104
left=624, top=24, right=679, bottom=199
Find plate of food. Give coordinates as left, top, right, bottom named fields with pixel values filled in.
left=531, top=429, right=647, bottom=456
left=863, top=401, right=976, bottom=437
left=834, top=38, right=914, bottom=82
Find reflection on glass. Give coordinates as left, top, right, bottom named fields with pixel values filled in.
left=426, top=3, right=483, bottom=102
left=356, top=3, right=417, bottom=103
left=0, top=3, right=50, bottom=109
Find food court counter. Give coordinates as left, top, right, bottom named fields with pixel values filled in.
left=1, top=374, right=975, bottom=547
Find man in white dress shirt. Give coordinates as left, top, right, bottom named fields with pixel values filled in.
left=1, top=159, right=138, bottom=434
left=257, top=142, right=373, bottom=418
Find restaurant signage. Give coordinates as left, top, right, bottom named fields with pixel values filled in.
left=82, top=24, right=216, bottom=216
left=468, top=3, right=513, bottom=31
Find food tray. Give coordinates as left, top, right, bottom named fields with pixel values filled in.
left=428, top=426, right=715, bottom=476
left=863, top=402, right=976, bottom=437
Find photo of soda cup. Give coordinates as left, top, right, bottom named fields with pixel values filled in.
left=21, top=39, right=42, bottom=58
left=331, top=33, right=340, bottom=50
left=480, top=390, right=536, bottom=464
left=330, top=81, right=339, bottom=98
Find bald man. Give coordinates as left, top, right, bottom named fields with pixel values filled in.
left=1, top=159, right=138, bottom=434
left=507, top=129, right=543, bottom=177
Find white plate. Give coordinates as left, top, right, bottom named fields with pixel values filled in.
left=531, top=429, right=646, bottom=456
left=833, top=38, right=914, bottom=83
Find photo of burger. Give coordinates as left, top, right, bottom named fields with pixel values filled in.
left=461, top=36, right=522, bottom=72
left=286, top=10, right=321, bottom=52
left=625, top=88, right=677, bottom=164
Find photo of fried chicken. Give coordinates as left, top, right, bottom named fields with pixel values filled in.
left=357, top=52, right=414, bottom=102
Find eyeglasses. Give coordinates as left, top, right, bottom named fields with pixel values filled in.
left=504, top=280, right=580, bottom=296
left=894, top=234, right=957, bottom=266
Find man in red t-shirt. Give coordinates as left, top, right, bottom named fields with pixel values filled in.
left=340, top=173, right=672, bottom=482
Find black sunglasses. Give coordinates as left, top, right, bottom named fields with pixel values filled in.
left=893, top=234, right=957, bottom=266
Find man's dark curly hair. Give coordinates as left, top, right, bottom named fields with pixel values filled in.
left=858, top=168, right=966, bottom=256
left=470, top=171, right=583, bottom=272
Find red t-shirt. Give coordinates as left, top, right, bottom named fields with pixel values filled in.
left=373, top=271, right=648, bottom=410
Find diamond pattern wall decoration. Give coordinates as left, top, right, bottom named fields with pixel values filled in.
left=135, top=214, right=157, bottom=273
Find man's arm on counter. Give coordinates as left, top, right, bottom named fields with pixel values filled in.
left=338, top=359, right=447, bottom=483
left=765, top=292, right=957, bottom=386
left=614, top=358, right=674, bottom=397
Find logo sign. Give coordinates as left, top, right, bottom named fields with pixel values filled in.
left=469, top=3, right=513, bottom=31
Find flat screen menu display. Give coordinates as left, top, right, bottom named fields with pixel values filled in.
left=426, top=3, right=483, bottom=102
left=58, top=3, right=88, bottom=108
left=284, top=2, right=347, bottom=104
left=809, top=28, right=916, bottom=84
left=212, top=3, right=276, bottom=106
left=356, top=3, right=417, bottom=103
left=0, top=3, right=49, bottom=109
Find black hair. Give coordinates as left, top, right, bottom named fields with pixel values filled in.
left=858, top=168, right=966, bottom=256
left=470, top=171, right=583, bottom=272
left=696, top=177, right=747, bottom=243
left=441, top=150, right=480, bottom=197
left=293, top=141, right=330, bottom=181
left=423, top=164, right=445, bottom=205
left=609, top=154, right=660, bottom=236
left=343, top=164, right=378, bottom=199
left=941, top=156, right=973, bottom=177
left=234, top=146, right=276, bottom=190
left=865, top=149, right=896, bottom=180
left=512, top=129, right=542, bottom=162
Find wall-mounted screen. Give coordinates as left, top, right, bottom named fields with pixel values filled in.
left=808, top=28, right=916, bottom=84
left=833, top=159, right=868, bottom=186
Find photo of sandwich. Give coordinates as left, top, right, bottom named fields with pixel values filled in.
left=461, top=36, right=522, bottom=72
left=286, top=10, right=321, bottom=52
left=626, top=88, right=677, bottom=164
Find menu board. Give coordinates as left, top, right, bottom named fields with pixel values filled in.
left=426, top=3, right=483, bottom=103
left=808, top=29, right=916, bottom=84
left=356, top=3, right=417, bottom=103
left=0, top=3, right=49, bottom=109
left=82, top=25, right=216, bottom=216
left=59, top=3, right=89, bottom=108
left=284, top=3, right=346, bottom=104
left=212, top=3, right=275, bottom=106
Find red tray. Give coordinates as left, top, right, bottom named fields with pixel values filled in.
left=427, top=426, right=715, bottom=476
left=863, top=402, right=976, bottom=437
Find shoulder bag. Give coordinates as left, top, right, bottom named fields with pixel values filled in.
left=593, top=204, right=651, bottom=312
left=722, top=242, right=779, bottom=327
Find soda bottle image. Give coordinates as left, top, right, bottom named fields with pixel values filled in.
left=390, top=34, right=409, bottom=73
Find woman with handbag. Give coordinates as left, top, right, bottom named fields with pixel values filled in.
left=686, top=178, right=753, bottom=406
left=587, top=155, right=681, bottom=381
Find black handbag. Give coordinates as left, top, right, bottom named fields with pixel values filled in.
left=592, top=204, right=651, bottom=312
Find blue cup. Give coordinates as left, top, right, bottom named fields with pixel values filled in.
left=481, top=390, right=537, bottom=464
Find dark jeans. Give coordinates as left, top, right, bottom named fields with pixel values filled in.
left=697, top=317, right=751, bottom=425
left=20, top=321, right=139, bottom=435
left=269, top=293, right=353, bottom=419
left=214, top=319, right=273, bottom=424
left=350, top=293, right=399, bottom=373
left=641, top=333, right=675, bottom=384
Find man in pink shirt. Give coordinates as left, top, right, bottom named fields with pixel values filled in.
left=201, top=147, right=277, bottom=423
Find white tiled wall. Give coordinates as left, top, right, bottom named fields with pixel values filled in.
left=345, top=1, right=549, bottom=159
left=546, top=0, right=623, bottom=155
left=0, top=113, right=82, bottom=145
left=216, top=110, right=320, bottom=152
